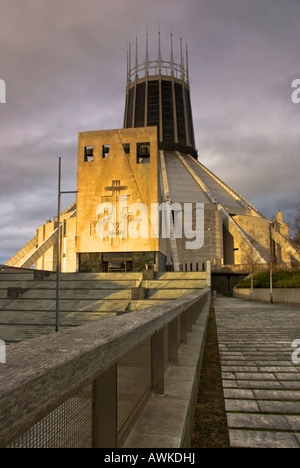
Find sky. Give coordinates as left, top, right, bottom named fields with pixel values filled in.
left=0, top=0, right=299, bottom=264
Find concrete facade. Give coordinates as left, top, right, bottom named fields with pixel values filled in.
left=76, top=128, right=160, bottom=254
left=4, top=38, right=300, bottom=274
left=6, top=145, right=300, bottom=273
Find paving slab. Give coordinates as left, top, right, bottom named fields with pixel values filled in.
left=258, top=400, right=300, bottom=414
left=285, top=416, right=300, bottom=431
left=225, top=399, right=260, bottom=412
left=224, top=388, right=255, bottom=399
left=214, top=296, right=300, bottom=449
left=253, top=389, right=300, bottom=400
left=236, top=380, right=283, bottom=389
left=227, top=413, right=290, bottom=430
left=229, top=429, right=300, bottom=449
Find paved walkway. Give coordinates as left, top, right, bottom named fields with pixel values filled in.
left=214, top=296, right=300, bottom=448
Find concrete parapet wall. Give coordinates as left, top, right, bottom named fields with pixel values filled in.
left=233, top=288, right=300, bottom=305
left=0, top=288, right=211, bottom=448
left=124, top=296, right=210, bottom=448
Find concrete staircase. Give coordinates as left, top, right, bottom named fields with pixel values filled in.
left=0, top=268, right=207, bottom=344
left=130, top=271, right=207, bottom=311
left=0, top=267, right=50, bottom=307
left=5, top=202, right=76, bottom=269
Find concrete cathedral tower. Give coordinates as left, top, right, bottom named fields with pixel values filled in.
left=5, top=31, right=300, bottom=276
left=124, top=31, right=196, bottom=158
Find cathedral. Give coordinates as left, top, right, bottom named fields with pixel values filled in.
left=5, top=33, right=300, bottom=274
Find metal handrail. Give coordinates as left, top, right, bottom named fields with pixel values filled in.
left=127, top=59, right=189, bottom=84
left=0, top=287, right=210, bottom=448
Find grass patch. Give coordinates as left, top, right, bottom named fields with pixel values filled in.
left=235, top=270, right=300, bottom=289
left=191, top=299, right=230, bottom=448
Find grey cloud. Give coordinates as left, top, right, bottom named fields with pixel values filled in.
left=0, top=0, right=299, bottom=262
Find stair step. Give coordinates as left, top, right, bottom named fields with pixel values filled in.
left=0, top=269, right=206, bottom=344
left=4, top=299, right=130, bottom=312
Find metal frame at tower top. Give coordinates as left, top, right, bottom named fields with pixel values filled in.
left=127, top=29, right=190, bottom=86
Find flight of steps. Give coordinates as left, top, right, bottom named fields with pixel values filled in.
left=0, top=269, right=141, bottom=343
left=129, top=271, right=207, bottom=311
left=0, top=267, right=207, bottom=344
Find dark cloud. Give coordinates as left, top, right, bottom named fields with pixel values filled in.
left=0, top=0, right=299, bottom=263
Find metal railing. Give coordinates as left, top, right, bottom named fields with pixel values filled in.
left=211, top=263, right=293, bottom=274
left=0, top=287, right=210, bottom=448
left=128, top=59, right=189, bottom=84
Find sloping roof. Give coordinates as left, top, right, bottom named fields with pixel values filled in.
left=164, top=150, right=250, bottom=212
left=164, top=152, right=211, bottom=204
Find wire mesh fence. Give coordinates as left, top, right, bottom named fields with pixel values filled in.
left=7, top=339, right=153, bottom=448
left=117, top=338, right=151, bottom=434
left=8, top=384, right=94, bottom=448
left=2, top=289, right=209, bottom=448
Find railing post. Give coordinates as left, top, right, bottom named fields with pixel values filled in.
left=192, top=302, right=199, bottom=323
left=93, top=365, right=117, bottom=448
left=187, top=305, right=193, bottom=332
left=169, top=318, right=179, bottom=364
left=180, top=310, right=188, bottom=344
left=151, top=329, right=165, bottom=395
left=206, top=260, right=211, bottom=287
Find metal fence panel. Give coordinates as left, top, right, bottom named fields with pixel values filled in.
left=8, top=384, right=94, bottom=448
left=117, top=338, right=151, bottom=434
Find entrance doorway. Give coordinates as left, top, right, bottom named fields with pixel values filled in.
left=79, top=252, right=156, bottom=273
left=102, top=253, right=132, bottom=272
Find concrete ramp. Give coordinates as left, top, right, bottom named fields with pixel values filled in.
left=5, top=202, right=76, bottom=269
left=271, top=228, right=300, bottom=263
left=5, top=237, right=39, bottom=268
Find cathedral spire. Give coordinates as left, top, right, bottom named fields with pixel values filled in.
left=135, top=32, right=138, bottom=80
left=145, top=26, right=149, bottom=77
left=186, top=42, right=189, bottom=84
left=128, top=37, right=132, bottom=83
left=158, top=26, right=162, bottom=75
left=170, top=28, right=174, bottom=77
left=180, top=36, right=184, bottom=80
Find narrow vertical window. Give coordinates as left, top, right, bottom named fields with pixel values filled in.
left=102, top=145, right=111, bottom=158
left=84, top=146, right=94, bottom=162
left=137, top=142, right=150, bottom=164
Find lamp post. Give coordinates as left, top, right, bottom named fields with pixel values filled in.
left=55, top=157, right=77, bottom=332
left=269, top=222, right=274, bottom=304
left=208, top=227, right=212, bottom=263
